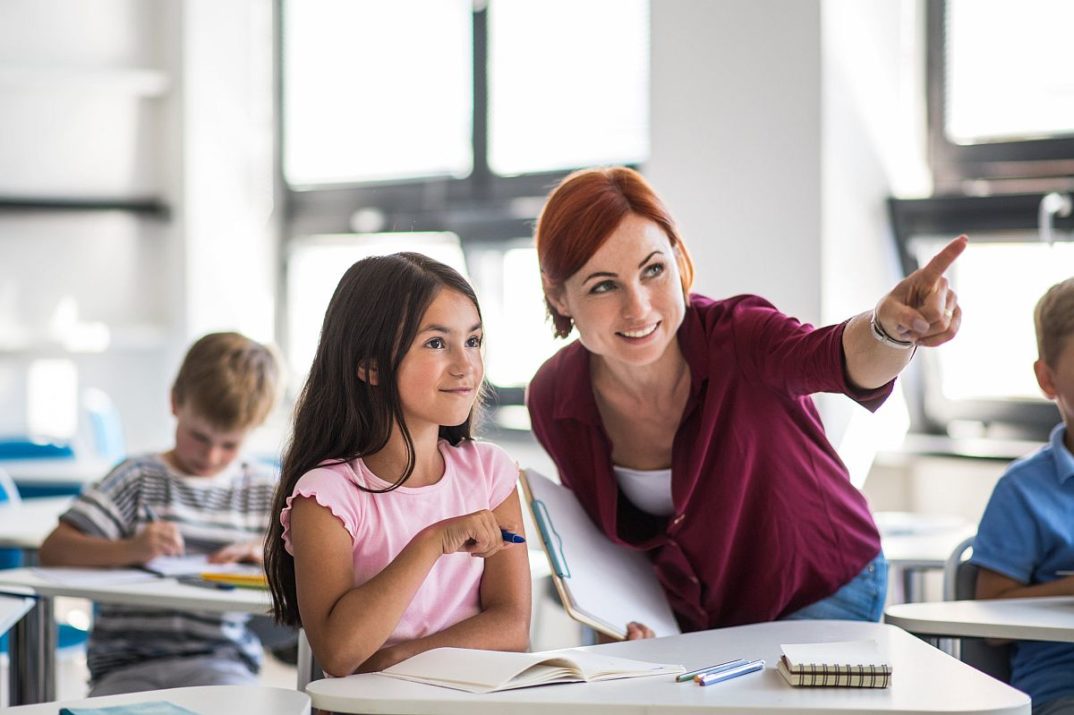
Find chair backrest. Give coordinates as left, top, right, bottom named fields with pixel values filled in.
left=297, top=628, right=324, bottom=691
left=80, top=388, right=126, bottom=463
left=0, top=466, right=20, bottom=506
left=944, top=536, right=1012, bottom=683
left=0, top=467, right=23, bottom=569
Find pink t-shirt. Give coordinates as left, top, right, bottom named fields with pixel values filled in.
left=280, top=439, right=518, bottom=648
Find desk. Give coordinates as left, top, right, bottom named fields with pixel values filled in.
left=2, top=458, right=112, bottom=491
left=877, top=512, right=976, bottom=602
left=885, top=596, right=1074, bottom=643
left=6, top=684, right=310, bottom=715
left=0, top=592, right=33, bottom=635
left=307, top=620, right=1029, bottom=714
left=0, top=566, right=271, bottom=706
left=0, top=496, right=74, bottom=551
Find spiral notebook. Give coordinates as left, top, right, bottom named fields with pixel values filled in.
left=778, top=640, right=892, bottom=688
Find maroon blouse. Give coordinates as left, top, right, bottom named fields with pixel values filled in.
left=526, top=294, right=887, bottom=630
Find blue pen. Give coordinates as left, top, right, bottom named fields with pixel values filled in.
left=500, top=528, right=526, bottom=544
left=676, top=658, right=748, bottom=682
left=696, top=658, right=765, bottom=686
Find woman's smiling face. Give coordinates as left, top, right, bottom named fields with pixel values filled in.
left=547, top=213, right=686, bottom=367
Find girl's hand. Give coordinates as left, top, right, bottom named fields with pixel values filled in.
left=430, top=509, right=512, bottom=558
left=129, top=521, right=185, bottom=563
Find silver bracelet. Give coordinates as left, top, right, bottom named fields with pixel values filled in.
left=869, top=310, right=915, bottom=349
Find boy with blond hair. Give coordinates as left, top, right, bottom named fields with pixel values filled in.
left=41, top=332, right=282, bottom=695
left=971, top=278, right=1074, bottom=714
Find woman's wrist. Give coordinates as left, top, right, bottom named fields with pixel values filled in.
left=869, top=308, right=915, bottom=350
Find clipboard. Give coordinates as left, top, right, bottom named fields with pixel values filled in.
left=519, top=467, right=681, bottom=640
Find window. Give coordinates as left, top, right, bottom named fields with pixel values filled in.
left=888, top=195, right=1069, bottom=442
left=280, top=0, right=650, bottom=407
left=928, top=0, right=1074, bottom=188
left=897, top=1, right=1074, bottom=444
left=282, top=0, right=473, bottom=185
left=285, top=233, right=469, bottom=383
left=487, top=0, right=649, bottom=176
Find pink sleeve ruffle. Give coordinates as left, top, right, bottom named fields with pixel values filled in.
left=280, top=482, right=358, bottom=555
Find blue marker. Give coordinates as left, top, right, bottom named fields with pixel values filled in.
left=500, top=528, right=526, bottom=544
left=676, top=658, right=749, bottom=682
left=696, top=658, right=765, bottom=686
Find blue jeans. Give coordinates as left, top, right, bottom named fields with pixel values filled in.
left=782, top=552, right=888, bottom=622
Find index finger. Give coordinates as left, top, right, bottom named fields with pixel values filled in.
left=920, top=234, right=968, bottom=279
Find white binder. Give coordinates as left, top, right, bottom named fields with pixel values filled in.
left=520, top=467, right=681, bottom=640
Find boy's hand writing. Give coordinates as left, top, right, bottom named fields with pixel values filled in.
left=129, top=521, right=185, bottom=562
left=431, top=509, right=515, bottom=559
left=208, top=541, right=263, bottom=565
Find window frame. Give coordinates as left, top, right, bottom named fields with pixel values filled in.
left=926, top=0, right=1074, bottom=191
left=275, top=1, right=645, bottom=406
left=888, top=194, right=1069, bottom=441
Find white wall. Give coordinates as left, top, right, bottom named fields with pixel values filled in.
left=0, top=0, right=276, bottom=454
left=648, top=0, right=935, bottom=484
left=649, top=0, right=823, bottom=326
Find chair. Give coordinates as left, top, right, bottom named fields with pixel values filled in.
left=0, top=466, right=24, bottom=569
left=943, top=536, right=1012, bottom=683
left=79, top=387, right=126, bottom=464
left=296, top=628, right=324, bottom=691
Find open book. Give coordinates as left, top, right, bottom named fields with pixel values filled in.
left=381, top=647, right=684, bottom=693
left=778, top=640, right=892, bottom=688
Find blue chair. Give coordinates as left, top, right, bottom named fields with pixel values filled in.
left=80, top=387, right=126, bottom=465
left=0, top=467, right=24, bottom=569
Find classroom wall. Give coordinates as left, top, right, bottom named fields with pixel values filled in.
left=649, top=0, right=824, bottom=326
left=0, top=0, right=275, bottom=453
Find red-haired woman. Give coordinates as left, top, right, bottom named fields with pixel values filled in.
left=526, top=167, right=965, bottom=637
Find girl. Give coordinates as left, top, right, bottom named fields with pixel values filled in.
left=265, top=252, right=531, bottom=677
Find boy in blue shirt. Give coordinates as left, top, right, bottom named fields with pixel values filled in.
left=972, top=277, right=1074, bottom=715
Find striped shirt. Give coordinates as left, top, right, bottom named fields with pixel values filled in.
left=60, top=453, right=277, bottom=682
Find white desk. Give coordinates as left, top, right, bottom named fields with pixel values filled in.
left=0, top=592, right=33, bottom=635
left=885, top=596, right=1074, bottom=643
left=307, top=620, right=1029, bottom=715
left=0, top=566, right=272, bottom=706
left=0, top=496, right=74, bottom=550
left=877, top=512, right=976, bottom=602
left=2, top=457, right=112, bottom=487
left=6, top=684, right=310, bottom=715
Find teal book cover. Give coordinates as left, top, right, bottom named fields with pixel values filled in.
left=59, top=701, right=199, bottom=715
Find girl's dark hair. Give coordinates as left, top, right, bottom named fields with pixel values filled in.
left=265, top=252, right=484, bottom=626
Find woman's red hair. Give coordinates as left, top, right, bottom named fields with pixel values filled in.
left=535, top=167, right=695, bottom=338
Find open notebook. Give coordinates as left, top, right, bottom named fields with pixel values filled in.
left=380, top=647, right=683, bottom=693
left=143, top=554, right=263, bottom=580
left=778, top=639, right=892, bottom=688
left=520, top=468, right=681, bottom=640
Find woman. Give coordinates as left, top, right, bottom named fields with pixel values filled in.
left=526, top=167, right=964, bottom=636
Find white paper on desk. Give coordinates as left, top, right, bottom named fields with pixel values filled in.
left=142, top=554, right=262, bottom=578
left=31, top=567, right=158, bottom=587
left=522, top=468, right=681, bottom=639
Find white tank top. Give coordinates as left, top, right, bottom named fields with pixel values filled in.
left=612, top=465, right=674, bottom=517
